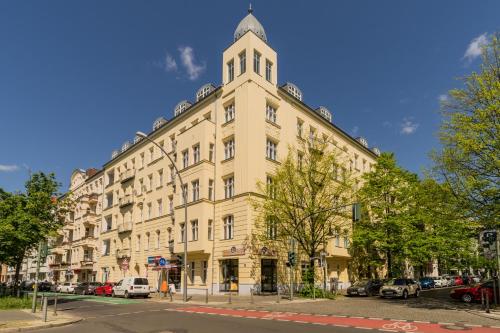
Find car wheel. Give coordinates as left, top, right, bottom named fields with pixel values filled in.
left=461, top=293, right=473, bottom=303
left=402, top=290, right=408, bottom=300
left=112, top=291, right=116, bottom=298
left=124, top=291, right=129, bottom=299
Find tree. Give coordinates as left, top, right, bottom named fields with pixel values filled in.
left=252, top=140, right=355, bottom=286
left=432, top=34, right=500, bottom=229
left=0, top=172, right=71, bottom=285
left=351, top=153, right=418, bottom=278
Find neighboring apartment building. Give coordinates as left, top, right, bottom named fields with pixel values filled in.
left=91, top=8, right=379, bottom=294
left=2, top=250, right=50, bottom=283
left=48, top=168, right=103, bottom=283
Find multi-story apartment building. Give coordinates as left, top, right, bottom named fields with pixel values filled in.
left=90, top=8, right=379, bottom=295
left=48, top=168, right=103, bottom=283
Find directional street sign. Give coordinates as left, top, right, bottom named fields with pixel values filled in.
left=159, top=257, right=167, bottom=267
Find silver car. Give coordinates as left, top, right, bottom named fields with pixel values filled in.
left=380, top=278, right=420, bottom=299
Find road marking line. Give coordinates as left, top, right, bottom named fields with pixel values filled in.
left=438, top=322, right=454, bottom=325
left=261, top=318, right=273, bottom=320
left=232, top=315, right=243, bottom=318
left=369, top=317, right=383, bottom=320
left=294, top=321, right=308, bottom=324
left=464, top=324, right=482, bottom=327
left=333, top=324, right=349, bottom=327
left=276, top=319, right=290, bottom=322
left=355, top=327, right=373, bottom=330
left=378, top=330, right=398, bottom=332
left=351, top=316, right=364, bottom=319
left=313, top=323, right=327, bottom=326
left=247, top=309, right=256, bottom=312
left=413, top=321, right=430, bottom=323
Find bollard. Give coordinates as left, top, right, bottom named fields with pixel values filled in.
left=481, top=289, right=485, bottom=310
left=40, top=295, right=44, bottom=312
left=17, top=289, right=20, bottom=298
left=53, top=295, right=58, bottom=316
left=250, top=288, right=254, bottom=304
left=205, top=289, right=209, bottom=304
left=228, top=292, right=232, bottom=304
left=43, top=297, right=48, bottom=322
left=313, top=285, right=316, bottom=300
left=276, top=287, right=280, bottom=303
left=169, top=289, right=173, bottom=302
left=486, top=292, right=490, bottom=314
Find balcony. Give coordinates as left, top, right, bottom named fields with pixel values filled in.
left=116, top=248, right=131, bottom=259
left=82, top=212, right=97, bottom=226
left=117, top=222, right=133, bottom=233
left=120, top=169, right=135, bottom=183
left=80, top=258, right=94, bottom=268
left=119, top=195, right=134, bottom=208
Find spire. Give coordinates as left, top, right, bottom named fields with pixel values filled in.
left=248, top=3, right=253, bottom=14
left=234, top=4, right=267, bottom=42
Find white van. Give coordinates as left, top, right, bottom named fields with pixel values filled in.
left=112, top=277, right=149, bottom=298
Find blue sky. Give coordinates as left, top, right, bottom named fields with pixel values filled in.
left=0, top=0, right=498, bottom=193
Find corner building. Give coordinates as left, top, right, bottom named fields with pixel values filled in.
left=95, top=9, right=379, bottom=294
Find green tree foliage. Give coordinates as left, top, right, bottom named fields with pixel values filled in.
left=0, top=172, right=72, bottom=285
left=252, top=140, right=354, bottom=285
left=432, top=34, right=500, bottom=228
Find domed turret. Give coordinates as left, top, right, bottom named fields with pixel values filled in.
left=234, top=5, right=267, bottom=42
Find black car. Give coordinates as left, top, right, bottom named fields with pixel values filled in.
left=74, top=282, right=102, bottom=295
left=347, top=279, right=383, bottom=296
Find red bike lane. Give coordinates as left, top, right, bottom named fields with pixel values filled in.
left=174, top=306, right=499, bottom=333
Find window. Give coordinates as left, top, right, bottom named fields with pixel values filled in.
left=158, top=169, right=163, bottom=187
left=224, top=176, right=234, bottom=199
left=266, top=139, right=277, bottom=160
left=344, top=236, right=349, bottom=248
left=297, top=152, right=303, bottom=169
left=192, top=180, right=200, bottom=201
left=208, top=220, right=213, bottom=240
left=182, top=150, right=189, bottom=169
left=239, top=50, right=246, bottom=74
left=105, top=216, right=112, bottom=231
left=139, top=206, right=144, bottom=223
left=266, top=216, right=277, bottom=239
left=266, top=176, right=276, bottom=198
left=170, top=166, right=175, bottom=182
left=148, top=175, right=153, bottom=191
left=227, top=59, right=234, bottom=82
left=139, top=153, right=144, bottom=168
left=202, top=261, right=208, bottom=283
left=193, top=144, right=200, bottom=163
left=106, top=193, right=113, bottom=208
left=147, top=203, right=152, bottom=220
left=169, top=196, right=174, bottom=215
left=149, top=147, right=154, bottom=163
left=253, top=50, right=261, bottom=74
left=182, top=184, right=188, bottom=204
left=158, top=199, right=163, bottom=216
left=209, top=143, right=214, bottom=162
left=224, top=138, right=235, bottom=159
left=266, top=104, right=276, bottom=123
left=191, top=220, right=199, bottom=241
left=190, top=262, right=195, bottom=283
left=145, top=233, right=150, bottom=250
left=208, top=179, right=214, bottom=201
left=223, top=215, right=234, bottom=240
left=136, top=235, right=141, bottom=252
left=224, top=104, right=235, bottom=123
left=102, top=240, right=110, bottom=256
left=335, top=234, right=340, bottom=247
left=265, top=59, right=272, bottom=82
left=297, top=119, right=303, bottom=137
left=156, top=231, right=161, bottom=249
left=180, top=223, right=186, bottom=243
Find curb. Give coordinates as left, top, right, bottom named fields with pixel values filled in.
left=0, top=318, right=82, bottom=333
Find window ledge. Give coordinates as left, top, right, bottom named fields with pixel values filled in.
left=221, top=157, right=235, bottom=164
left=266, top=119, right=281, bottom=129
left=221, top=119, right=235, bottom=127
left=266, top=157, right=280, bottom=165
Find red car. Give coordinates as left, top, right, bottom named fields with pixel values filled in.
left=94, top=282, right=115, bottom=296
left=450, top=280, right=493, bottom=303
left=454, top=276, right=463, bottom=286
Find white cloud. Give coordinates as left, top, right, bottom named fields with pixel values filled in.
left=351, top=126, right=359, bottom=136
left=463, top=33, right=488, bottom=62
left=438, top=94, right=449, bottom=103
left=178, top=46, right=206, bottom=80
left=400, top=118, right=419, bottom=135
left=165, top=53, right=177, bottom=72
left=0, top=164, right=19, bottom=172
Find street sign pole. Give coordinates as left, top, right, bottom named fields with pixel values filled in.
left=31, top=242, right=42, bottom=313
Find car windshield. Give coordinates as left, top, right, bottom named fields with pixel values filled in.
left=134, top=278, right=148, bottom=285
left=387, top=279, right=406, bottom=286
left=352, top=280, right=368, bottom=287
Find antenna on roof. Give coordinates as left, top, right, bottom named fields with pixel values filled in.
left=248, top=3, right=253, bottom=14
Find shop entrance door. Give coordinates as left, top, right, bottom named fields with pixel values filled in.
left=220, top=259, right=239, bottom=292
left=261, top=259, right=277, bottom=293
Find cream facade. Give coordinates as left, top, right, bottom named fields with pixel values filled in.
left=50, top=9, right=379, bottom=294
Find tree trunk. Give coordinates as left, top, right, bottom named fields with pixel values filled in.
left=308, top=256, right=316, bottom=286
left=14, top=254, right=24, bottom=292
left=387, top=250, right=392, bottom=278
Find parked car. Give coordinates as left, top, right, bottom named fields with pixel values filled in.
left=419, top=277, right=435, bottom=289
left=37, top=281, right=53, bottom=292
left=94, top=282, right=115, bottom=297
left=58, top=282, right=77, bottom=293
left=74, top=282, right=102, bottom=295
left=432, top=276, right=446, bottom=288
left=443, top=276, right=455, bottom=287
left=112, top=277, right=149, bottom=298
left=346, top=279, right=383, bottom=296
left=380, top=278, right=420, bottom=299
left=453, top=276, right=463, bottom=286
left=450, top=280, right=494, bottom=303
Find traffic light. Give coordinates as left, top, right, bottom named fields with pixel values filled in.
left=288, top=251, right=296, bottom=267
left=176, top=254, right=184, bottom=267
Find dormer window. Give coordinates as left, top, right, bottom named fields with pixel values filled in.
left=253, top=50, right=261, bottom=74
left=239, top=50, right=246, bottom=74
left=227, top=59, right=234, bottom=82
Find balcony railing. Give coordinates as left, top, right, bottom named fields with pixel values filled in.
left=116, top=248, right=131, bottom=259
left=120, top=169, right=135, bottom=183
left=119, top=195, right=134, bottom=208
left=117, top=222, right=133, bottom=233
left=80, top=258, right=94, bottom=267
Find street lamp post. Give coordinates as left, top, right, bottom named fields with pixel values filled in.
left=136, top=131, right=188, bottom=302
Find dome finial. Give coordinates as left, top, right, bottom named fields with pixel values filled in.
left=248, top=3, right=253, bottom=14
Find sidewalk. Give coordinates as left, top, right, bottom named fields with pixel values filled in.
left=0, top=309, right=80, bottom=332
